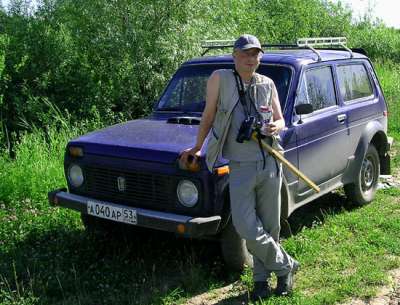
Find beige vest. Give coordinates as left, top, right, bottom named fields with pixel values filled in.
left=205, top=69, right=283, bottom=172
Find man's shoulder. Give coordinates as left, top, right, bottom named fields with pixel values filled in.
left=215, top=69, right=234, bottom=77
left=214, top=69, right=236, bottom=86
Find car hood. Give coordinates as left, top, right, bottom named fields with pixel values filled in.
left=69, top=119, right=199, bottom=164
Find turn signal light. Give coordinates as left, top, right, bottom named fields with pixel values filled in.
left=69, top=146, right=84, bottom=157
left=177, top=224, right=186, bottom=234
left=215, top=166, right=230, bottom=176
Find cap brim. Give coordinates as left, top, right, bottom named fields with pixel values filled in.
left=239, top=44, right=264, bottom=53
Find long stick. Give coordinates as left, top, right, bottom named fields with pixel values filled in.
left=252, top=133, right=320, bottom=193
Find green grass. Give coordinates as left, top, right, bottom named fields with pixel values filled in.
left=374, top=60, right=400, bottom=140
left=0, top=60, right=399, bottom=305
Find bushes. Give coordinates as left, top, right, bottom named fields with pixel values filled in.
left=0, top=0, right=398, bottom=151
left=350, top=23, right=400, bottom=62
left=0, top=0, right=354, bottom=145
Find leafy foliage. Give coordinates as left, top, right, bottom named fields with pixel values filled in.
left=0, top=0, right=352, bottom=144
left=350, top=22, right=400, bottom=62
left=0, top=0, right=398, bottom=152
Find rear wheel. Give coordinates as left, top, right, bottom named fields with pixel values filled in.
left=344, top=144, right=380, bottom=205
left=220, top=220, right=253, bottom=272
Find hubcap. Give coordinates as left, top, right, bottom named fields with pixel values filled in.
left=361, top=156, right=375, bottom=191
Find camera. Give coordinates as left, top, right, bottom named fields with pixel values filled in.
left=236, top=116, right=256, bottom=143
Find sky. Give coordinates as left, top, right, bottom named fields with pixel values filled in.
left=1, top=0, right=399, bottom=29
left=332, top=0, right=400, bottom=28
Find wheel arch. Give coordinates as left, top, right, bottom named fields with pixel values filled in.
left=370, top=131, right=391, bottom=175
left=344, top=120, right=388, bottom=184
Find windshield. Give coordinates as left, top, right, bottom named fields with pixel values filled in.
left=156, top=64, right=292, bottom=113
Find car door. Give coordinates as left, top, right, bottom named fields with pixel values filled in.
left=334, top=61, right=382, bottom=169
left=293, top=64, right=350, bottom=201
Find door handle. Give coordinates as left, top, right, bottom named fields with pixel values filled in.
left=337, top=114, right=347, bottom=123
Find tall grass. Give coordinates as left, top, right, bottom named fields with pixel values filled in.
left=374, top=60, right=400, bottom=139
left=0, top=102, right=106, bottom=207
left=0, top=127, right=69, bottom=205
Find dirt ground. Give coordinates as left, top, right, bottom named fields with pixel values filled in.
left=338, top=268, right=400, bottom=305
left=182, top=267, right=400, bottom=305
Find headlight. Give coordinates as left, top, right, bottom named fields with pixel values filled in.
left=177, top=180, right=198, bottom=207
left=68, top=164, right=84, bottom=188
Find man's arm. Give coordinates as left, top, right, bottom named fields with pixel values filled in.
left=180, top=71, right=220, bottom=164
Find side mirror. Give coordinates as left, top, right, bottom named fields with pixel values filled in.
left=295, top=104, right=313, bottom=124
left=295, top=103, right=313, bottom=115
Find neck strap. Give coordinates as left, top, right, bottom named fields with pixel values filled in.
left=233, top=69, right=259, bottom=117
left=233, top=69, right=251, bottom=116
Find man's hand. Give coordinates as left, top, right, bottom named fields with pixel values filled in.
left=261, top=122, right=280, bottom=136
left=179, top=146, right=201, bottom=169
left=261, top=81, right=285, bottom=136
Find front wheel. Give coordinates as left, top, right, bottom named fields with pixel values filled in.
left=220, top=220, right=253, bottom=272
left=344, top=144, right=380, bottom=205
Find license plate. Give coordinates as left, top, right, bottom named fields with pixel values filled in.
left=87, top=200, right=137, bottom=225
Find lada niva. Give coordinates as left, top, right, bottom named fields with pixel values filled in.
left=49, top=37, right=392, bottom=271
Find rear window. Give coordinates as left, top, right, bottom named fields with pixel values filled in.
left=336, top=63, right=374, bottom=103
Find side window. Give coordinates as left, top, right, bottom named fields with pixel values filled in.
left=336, top=64, right=374, bottom=103
left=296, top=66, right=336, bottom=111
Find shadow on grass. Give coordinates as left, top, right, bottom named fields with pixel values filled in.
left=287, top=190, right=358, bottom=236
left=0, top=191, right=360, bottom=305
left=0, top=219, right=228, bottom=305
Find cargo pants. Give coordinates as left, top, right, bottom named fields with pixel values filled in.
left=229, top=156, right=295, bottom=281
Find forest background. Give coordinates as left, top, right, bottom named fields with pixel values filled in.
left=0, top=0, right=399, bottom=152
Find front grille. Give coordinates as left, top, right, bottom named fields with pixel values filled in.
left=83, top=166, right=176, bottom=208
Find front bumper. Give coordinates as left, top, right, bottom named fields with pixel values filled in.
left=48, top=188, right=221, bottom=238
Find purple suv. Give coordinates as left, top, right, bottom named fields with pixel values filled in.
left=49, top=38, right=392, bottom=270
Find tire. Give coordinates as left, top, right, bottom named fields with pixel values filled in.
left=220, top=220, right=253, bottom=272
left=344, top=144, right=380, bottom=205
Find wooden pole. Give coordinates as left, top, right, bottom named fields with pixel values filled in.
left=252, top=133, right=320, bottom=193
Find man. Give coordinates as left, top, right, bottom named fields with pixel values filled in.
left=180, top=34, right=299, bottom=300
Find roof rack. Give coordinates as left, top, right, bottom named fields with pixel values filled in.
left=297, top=37, right=352, bottom=61
left=200, top=40, right=298, bottom=56
left=201, top=36, right=353, bottom=61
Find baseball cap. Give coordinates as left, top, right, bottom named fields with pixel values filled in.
left=234, top=34, right=264, bottom=53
